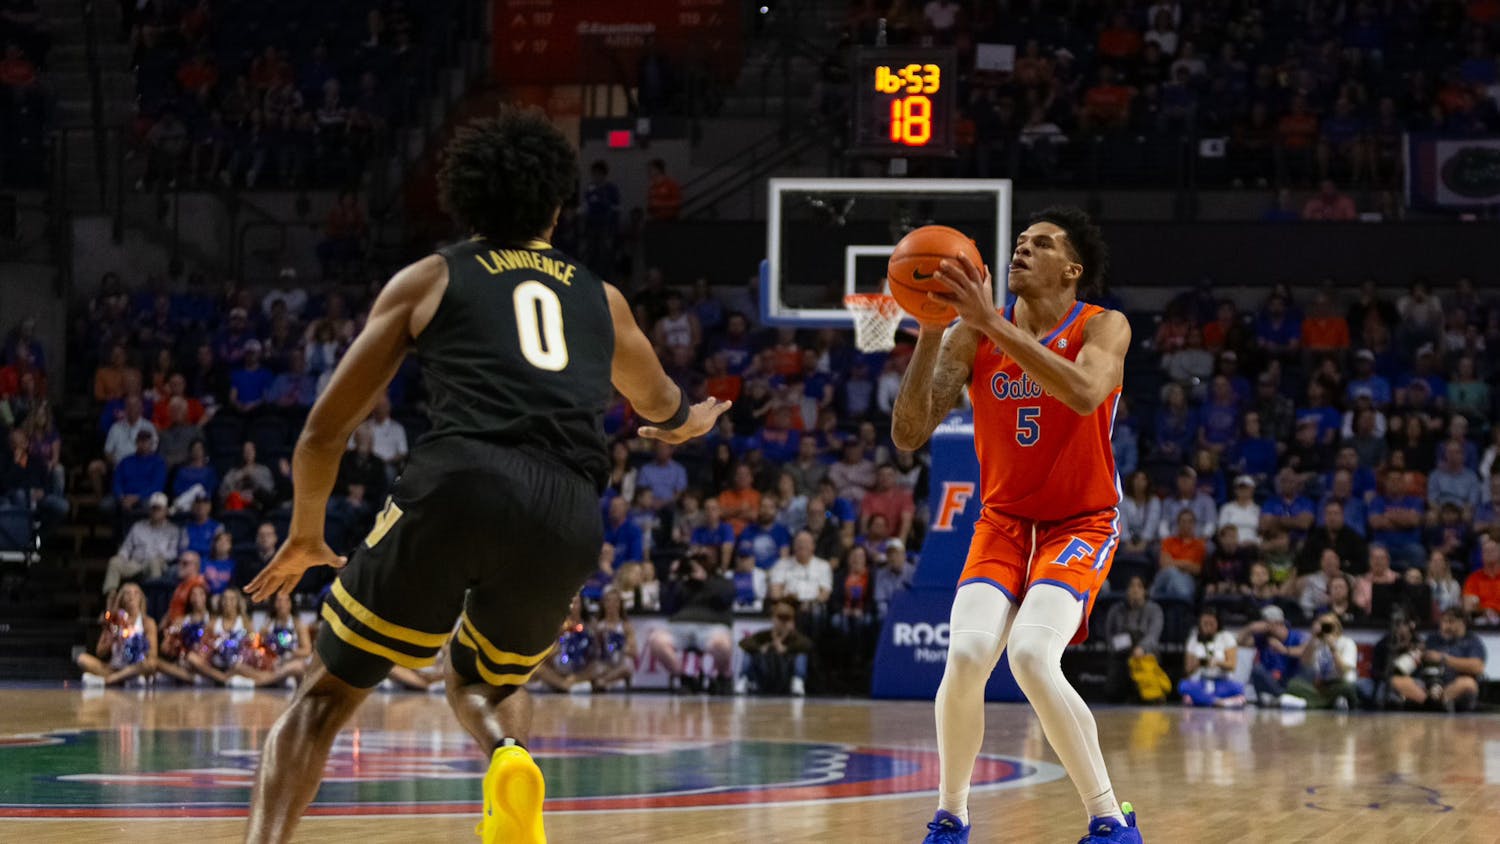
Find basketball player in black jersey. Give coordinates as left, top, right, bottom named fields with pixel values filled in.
left=242, top=109, right=728, bottom=844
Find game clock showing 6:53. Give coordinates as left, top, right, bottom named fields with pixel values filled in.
left=850, top=47, right=957, bottom=157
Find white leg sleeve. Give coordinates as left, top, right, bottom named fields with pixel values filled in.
left=934, top=582, right=1017, bottom=823
left=1006, top=583, right=1122, bottom=824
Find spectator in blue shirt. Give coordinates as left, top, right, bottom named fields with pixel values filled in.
left=1318, top=470, right=1368, bottom=537
left=736, top=496, right=792, bottom=569
left=172, top=439, right=220, bottom=501
left=1152, top=383, right=1199, bottom=463
left=1226, top=411, right=1277, bottom=483
left=266, top=347, right=317, bottom=410
left=111, top=430, right=167, bottom=513
left=1428, top=441, right=1482, bottom=521
left=603, top=496, right=645, bottom=567
left=1158, top=466, right=1217, bottom=540
left=1255, top=294, right=1301, bottom=361
left=229, top=340, right=274, bottom=414
left=1297, top=380, right=1341, bottom=446
left=180, top=493, right=222, bottom=557
left=1404, top=344, right=1447, bottom=400
left=1200, top=375, right=1241, bottom=453
left=202, top=531, right=236, bottom=595
left=815, top=478, right=859, bottom=527
left=711, top=313, right=755, bottom=376
left=690, top=497, right=737, bottom=568
left=637, top=442, right=689, bottom=508
left=1238, top=605, right=1306, bottom=705
left=1368, top=467, right=1426, bottom=569
left=1326, top=447, right=1378, bottom=499
left=1112, top=398, right=1139, bottom=478
left=1345, top=350, right=1391, bottom=406
left=1259, top=468, right=1316, bottom=545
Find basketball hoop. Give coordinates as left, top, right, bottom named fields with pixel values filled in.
left=844, top=293, right=903, bottom=352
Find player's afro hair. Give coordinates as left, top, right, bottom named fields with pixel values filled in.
left=437, top=108, right=577, bottom=244
left=1028, top=206, right=1109, bottom=296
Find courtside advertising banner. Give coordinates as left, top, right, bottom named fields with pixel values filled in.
left=871, top=412, right=1024, bottom=701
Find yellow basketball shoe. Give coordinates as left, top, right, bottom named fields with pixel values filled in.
left=477, top=743, right=546, bottom=844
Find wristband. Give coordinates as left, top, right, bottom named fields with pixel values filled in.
left=648, top=389, right=691, bottom=431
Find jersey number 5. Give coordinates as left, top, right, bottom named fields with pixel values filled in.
left=1016, top=406, right=1041, bottom=446
left=514, top=280, right=569, bottom=371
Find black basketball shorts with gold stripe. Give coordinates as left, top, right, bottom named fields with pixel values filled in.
left=315, top=436, right=604, bottom=689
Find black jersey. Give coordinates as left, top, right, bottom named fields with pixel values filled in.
left=417, top=237, right=614, bottom=488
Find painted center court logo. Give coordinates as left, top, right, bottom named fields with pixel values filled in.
left=0, top=729, right=1062, bottom=818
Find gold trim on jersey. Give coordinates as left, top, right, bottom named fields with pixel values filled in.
left=331, top=580, right=450, bottom=648
left=458, top=614, right=552, bottom=669
left=320, top=604, right=438, bottom=669
left=455, top=625, right=547, bottom=686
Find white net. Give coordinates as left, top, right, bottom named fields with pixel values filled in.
left=844, top=293, right=903, bottom=352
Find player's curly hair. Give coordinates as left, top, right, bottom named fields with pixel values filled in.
left=437, top=108, right=577, bottom=244
left=1028, top=206, right=1109, bottom=297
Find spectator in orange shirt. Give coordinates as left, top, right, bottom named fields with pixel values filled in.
left=1097, top=13, right=1143, bottom=62
left=718, top=463, right=762, bottom=535
left=703, top=353, right=742, bottom=403
left=1278, top=95, right=1319, bottom=151
left=1082, top=66, right=1135, bottom=130
left=646, top=158, right=682, bottom=221
left=769, top=328, right=803, bottom=377
left=94, top=344, right=138, bottom=403
left=1302, top=179, right=1357, bottom=221
left=1462, top=534, right=1500, bottom=624
left=176, top=49, right=219, bottom=96
left=1300, top=290, right=1351, bottom=353
left=1153, top=508, right=1206, bottom=601
left=860, top=465, right=915, bottom=542
left=0, top=44, right=37, bottom=88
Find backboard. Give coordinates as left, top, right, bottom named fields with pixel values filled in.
left=761, top=178, right=1012, bottom=328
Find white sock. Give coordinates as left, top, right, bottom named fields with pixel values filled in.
left=934, top=583, right=1016, bottom=827
left=1007, top=585, right=1123, bottom=824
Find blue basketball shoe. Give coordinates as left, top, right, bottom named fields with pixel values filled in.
left=922, top=810, right=970, bottom=843
left=1078, top=802, right=1142, bottom=843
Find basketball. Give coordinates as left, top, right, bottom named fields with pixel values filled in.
left=887, top=225, right=984, bottom=325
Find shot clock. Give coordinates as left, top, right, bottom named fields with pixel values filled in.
left=850, top=47, right=957, bottom=157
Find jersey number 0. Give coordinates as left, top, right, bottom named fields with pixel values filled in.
left=513, top=281, right=569, bottom=371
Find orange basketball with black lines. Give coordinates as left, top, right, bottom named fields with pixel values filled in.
left=886, top=225, right=984, bottom=325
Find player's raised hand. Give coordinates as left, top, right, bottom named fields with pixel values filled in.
left=246, top=535, right=347, bottom=602
left=639, top=398, right=732, bottom=445
left=930, top=252, right=997, bottom=328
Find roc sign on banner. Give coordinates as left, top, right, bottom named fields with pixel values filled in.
left=871, top=413, right=1025, bottom=701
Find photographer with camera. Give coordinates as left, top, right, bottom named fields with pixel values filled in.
left=647, top=548, right=737, bottom=693
left=1280, top=612, right=1358, bottom=710
left=1388, top=608, right=1486, bottom=712
left=1364, top=612, right=1422, bottom=709
left=1237, top=605, right=1308, bottom=707
left=1178, top=609, right=1246, bottom=708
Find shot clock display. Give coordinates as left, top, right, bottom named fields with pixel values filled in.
left=850, top=47, right=957, bottom=157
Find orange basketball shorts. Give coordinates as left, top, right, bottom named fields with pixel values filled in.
left=957, top=506, right=1121, bottom=645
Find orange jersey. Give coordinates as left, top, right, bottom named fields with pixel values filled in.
left=969, top=301, right=1122, bottom=522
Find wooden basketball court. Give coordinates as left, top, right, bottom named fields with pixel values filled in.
left=0, top=686, right=1495, bottom=843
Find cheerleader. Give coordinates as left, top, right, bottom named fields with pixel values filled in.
left=155, top=582, right=212, bottom=684
left=186, top=587, right=252, bottom=685
left=77, top=583, right=157, bottom=687
left=229, top=592, right=312, bottom=688
left=532, top=595, right=596, bottom=692
left=591, top=588, right=636, bottom=692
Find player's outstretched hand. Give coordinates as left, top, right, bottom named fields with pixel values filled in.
left=930, top=252, right=996, bottom=328
left=639, top=398, right=732, bottom=445
left=246, top=535, right=347, bottom=602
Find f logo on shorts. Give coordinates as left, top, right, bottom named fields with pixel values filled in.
left=1051, top=537, right=1095, bottom=568
left=933, top=482, right=975, bottom=531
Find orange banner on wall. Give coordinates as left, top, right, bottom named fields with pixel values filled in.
left=493, top=0, right=743, bottom=85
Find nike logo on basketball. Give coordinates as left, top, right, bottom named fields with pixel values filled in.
left=913, top=270, right=934, bottom=280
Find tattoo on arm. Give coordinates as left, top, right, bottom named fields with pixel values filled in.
left=891, top=325, right=977, bottom=450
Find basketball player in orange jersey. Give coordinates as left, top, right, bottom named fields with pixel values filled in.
left=892, top=208, right=1143, bottom=844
